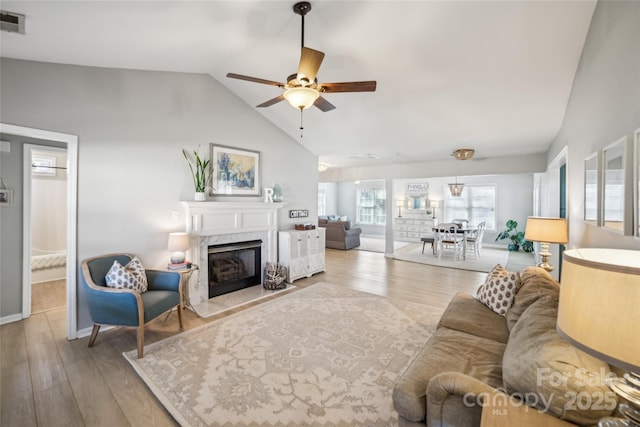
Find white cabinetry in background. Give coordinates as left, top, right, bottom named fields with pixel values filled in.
left=278, top=228, right=326, bottom=283
left=395, top=218, right=438, bottom=242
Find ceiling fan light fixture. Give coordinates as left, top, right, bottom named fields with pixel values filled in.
left=284, top=87, right=319, bottom=110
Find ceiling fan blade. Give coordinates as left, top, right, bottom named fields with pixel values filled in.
left=320, top=81, right=377, bottom=93
left=314, top=96, right=336, bottom=112
left=297, top=47, right=325, bottom=83
left=226, top=73, right=284, bottom=87
left=256, top=95, right=285, bottom=108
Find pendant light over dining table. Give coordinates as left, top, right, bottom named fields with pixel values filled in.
left=448, top=149, right=475, bottom=197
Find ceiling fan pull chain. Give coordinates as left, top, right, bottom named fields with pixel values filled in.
left=299, top=108, right=304, bottom=138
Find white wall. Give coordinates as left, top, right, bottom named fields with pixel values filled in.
left=0, top=58, right=319, bottom=328
left=337, top=182, right=357, bottom=224
left=546, top=1, right=640, bottom=251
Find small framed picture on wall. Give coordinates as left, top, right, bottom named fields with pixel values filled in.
left=0, top=189, right=13, bottom=206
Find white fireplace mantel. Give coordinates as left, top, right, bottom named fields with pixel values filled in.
left=180, top=201, right=285, bottom=315
left=181, top=201, right=285, bottom=236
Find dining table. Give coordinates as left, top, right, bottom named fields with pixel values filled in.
left=432, top=225, right=478, bottom=260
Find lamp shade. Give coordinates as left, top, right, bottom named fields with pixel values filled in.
left=167, top=232, right=189, bottom=252
left=524, top=216, right=568, bottom=243
left=283, top=87, right=320, bottom=110
left=429, top=200, right=440, bottom=208
left=557, top=248, right=640, bottom=372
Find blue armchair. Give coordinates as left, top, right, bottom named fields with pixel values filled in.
left=80, top=253, right=183, bottom=358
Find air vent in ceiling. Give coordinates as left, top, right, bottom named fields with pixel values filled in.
left=1, top=11, right=25, bottom=34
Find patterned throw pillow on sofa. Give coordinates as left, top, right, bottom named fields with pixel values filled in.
left=105, top=256, right=148, bottom=292
left=475, top=264, right=521, bottom=316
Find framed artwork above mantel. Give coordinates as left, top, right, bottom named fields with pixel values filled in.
left=210, top=144, right=261, bottom=197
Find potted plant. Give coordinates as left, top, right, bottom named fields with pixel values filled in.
left=495, top=219, right=533, bottom=252
left=182, top=146, right=212, bottom=201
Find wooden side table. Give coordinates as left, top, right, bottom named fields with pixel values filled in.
left=164, top=265, right=198, bottom=320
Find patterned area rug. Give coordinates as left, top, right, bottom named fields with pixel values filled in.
left=393, top=244, right=510, bottom=273
left=124, top=283, right=443, bottom=426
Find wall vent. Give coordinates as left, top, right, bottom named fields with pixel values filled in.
left=1, top=11, right=25, bottom=34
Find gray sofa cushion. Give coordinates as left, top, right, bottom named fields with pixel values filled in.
left=393, top=327, right=506, bottom=423
left=437, top=292, right=510, bottom=344
left=503, top=294, right=615, bottom=425
left=329, top=219, right=351, bottom=230
left=505, top=266, right=559, bottom=331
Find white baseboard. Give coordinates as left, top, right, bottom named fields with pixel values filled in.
left=76, top=324, right=115, bottom=339
left=0, top=313, right=24, bottom=325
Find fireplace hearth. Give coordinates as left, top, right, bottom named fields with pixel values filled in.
left=208, top=240, right=262, bottom=298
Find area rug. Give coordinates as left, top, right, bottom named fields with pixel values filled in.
left=393, top=243, right=510, bottom=273
left=124, top=282, right=443, bottom=426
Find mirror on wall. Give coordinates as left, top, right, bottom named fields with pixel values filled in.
left=602, top=135, right=632, bottom=235
left=584, top=152, right=600, bottom=226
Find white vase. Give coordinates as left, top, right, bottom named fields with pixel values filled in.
left=194, top=192, right=206, bottom=202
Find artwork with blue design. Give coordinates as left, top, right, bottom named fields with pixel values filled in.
left=210, top=144, right=261, bottom=196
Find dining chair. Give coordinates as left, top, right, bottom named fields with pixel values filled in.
left=465, top=221, right=486, bottom=259
left=80, top=253, right=184, bottom=358
left=437, top=224, right=463, bottom=260
left=452, top=218, right=469, bottom=228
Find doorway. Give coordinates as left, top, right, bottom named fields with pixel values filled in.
left=558, top=163, right=567, bottom=276
left=0, top=123, right=78, bottom=339
left=27, top=146, right=68, bottom=314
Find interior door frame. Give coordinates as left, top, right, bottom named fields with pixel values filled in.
left=23, top=144, right=69, bottom=319
left=1, top=123, right=78, bottom=339
left=546, top=146, right=569, bottom=278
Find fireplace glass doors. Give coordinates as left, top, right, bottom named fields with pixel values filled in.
left=208, top=240, right=262, bottom=298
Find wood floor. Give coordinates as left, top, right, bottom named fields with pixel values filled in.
left=31, top=279, right=66, bottom=314
left=1, top=249, right=486, bottom=426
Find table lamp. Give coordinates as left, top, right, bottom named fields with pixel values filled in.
left=167, top=232, right=189, bottom=264
left=558, top=248, right=640, bottom=427
left=396, top=199, right=403, bottom=217
left=524, top=216, right=568, bottom=272
left=429, top=200, right=440, bottom=219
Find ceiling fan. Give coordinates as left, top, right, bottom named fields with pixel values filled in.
left=226, top=1, right=377, bottom=114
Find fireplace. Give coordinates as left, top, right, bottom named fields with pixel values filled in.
left=180, top=201, right=284, bottom=317
left=208, top=240, right=262, bottom=298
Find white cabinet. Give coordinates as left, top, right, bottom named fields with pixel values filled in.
left=394, top=218, right=438, bottom=242
left=278, top=228, right=326, bottom=283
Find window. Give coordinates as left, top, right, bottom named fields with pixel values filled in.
left=356, top=187, right=386, bottom=225
left=318, top=189, right=326, bottom=216
left=443, top=184, right=496, bottom=229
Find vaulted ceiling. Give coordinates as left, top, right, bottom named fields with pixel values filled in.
left=0, top=1, right=596, bottom=168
